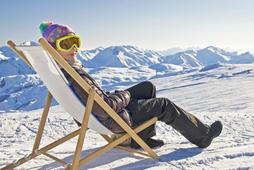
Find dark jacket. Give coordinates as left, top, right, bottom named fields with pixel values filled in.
left=62, top=63, right=132, bottom=133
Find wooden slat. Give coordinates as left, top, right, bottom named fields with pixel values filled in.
left=71, top=89, right=96, bottom=170
left=43, top=152, right=67, bottom=165
left=79, top=117, right=158, bottom=165
left=100, top=134, right=113, bottom=143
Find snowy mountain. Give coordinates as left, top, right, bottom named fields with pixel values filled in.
left=158, top=47, right=185, bottom=56
left=163, top=50, right=202, bottom=68
left=84, top=45, right=163, bottom=68
left=229, top=52, right=254, bottom=64
left=196, top=46, right=232, bottom=66
left=19, top=41, right=39, bottom=46
left=77, top=47, right=104, bottom=62
left=0, top=44, right=254, bottom=112
left=0, top=74, right=54, bottom=112
left=163, top=46, right=254, bottom=67
left=158, top=46, right=200, bottom=56
left=0, top=52, right=8, bottom=60
left=0, top=46, right=34, bottom=77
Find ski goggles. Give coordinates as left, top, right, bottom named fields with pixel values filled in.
left=55, top=34, right=81, bottom=52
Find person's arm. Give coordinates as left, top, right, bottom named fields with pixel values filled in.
left=104, top=90, right=131, bottom=113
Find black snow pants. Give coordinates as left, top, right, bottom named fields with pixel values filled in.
left=126, top=81, right=210, bottom=146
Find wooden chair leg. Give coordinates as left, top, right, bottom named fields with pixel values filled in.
left=79, top=117, right=159, bottom=167
left=1, top=129, right=80, bottom=170
left=100, top=134, right=113, bottom=143
left=70, top=89, right=96, bottom=170
left=99, top=102, right=160, bottom=160
left=32, top=92, right=53, bottom=152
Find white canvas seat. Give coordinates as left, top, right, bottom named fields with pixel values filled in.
left=20, top=45, right=112, bottom=135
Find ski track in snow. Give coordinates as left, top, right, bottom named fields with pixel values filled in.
left=0, top=64, right=254, bottom=169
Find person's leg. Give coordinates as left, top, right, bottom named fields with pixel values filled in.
left=126, top=81, right=156, bottom=99
left=126, top=81, right=157, bottom=144
left=127, top=97, right=220, bottom=148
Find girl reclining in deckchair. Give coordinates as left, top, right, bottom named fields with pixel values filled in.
left=39, top=21, right=223, bottom=149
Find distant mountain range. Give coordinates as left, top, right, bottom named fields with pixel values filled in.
left=82, top=45, right=162, bottom=68
left=78, top=45, right=254, bottom=68
left=0, top=41, right=254, bottom=112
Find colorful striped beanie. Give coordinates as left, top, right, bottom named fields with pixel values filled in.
left=39, top=21, right=74, bottom=47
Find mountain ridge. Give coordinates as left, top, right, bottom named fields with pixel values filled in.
left=0, top=43, right=254, bottom=112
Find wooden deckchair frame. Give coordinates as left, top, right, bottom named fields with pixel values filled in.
left=2, top=39, right=159, bottom=170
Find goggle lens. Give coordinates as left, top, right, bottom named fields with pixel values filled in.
left=56, top=35, right=81, bottom=52
left=59, top=36, right=80, bottom=50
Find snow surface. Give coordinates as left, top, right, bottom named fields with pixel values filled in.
left=1, top=63, right=254, bottom=169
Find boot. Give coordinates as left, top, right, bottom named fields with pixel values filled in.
left=197, top=121, right=223, bottom=148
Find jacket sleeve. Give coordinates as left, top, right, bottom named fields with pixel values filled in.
left=104, top=90, right=131, bottom=113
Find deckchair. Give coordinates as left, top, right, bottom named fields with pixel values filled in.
left=2, top=38, right=159, bottom=170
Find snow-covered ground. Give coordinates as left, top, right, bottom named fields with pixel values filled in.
left=1, top=64, right=253, bottom=169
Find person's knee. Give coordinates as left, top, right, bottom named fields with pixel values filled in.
left=144, top=81, right=156, bottom=89
left=143, top=81, right=156, bottom=96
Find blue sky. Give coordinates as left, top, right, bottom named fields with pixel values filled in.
left=1, top=0, right=254, bottom=50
